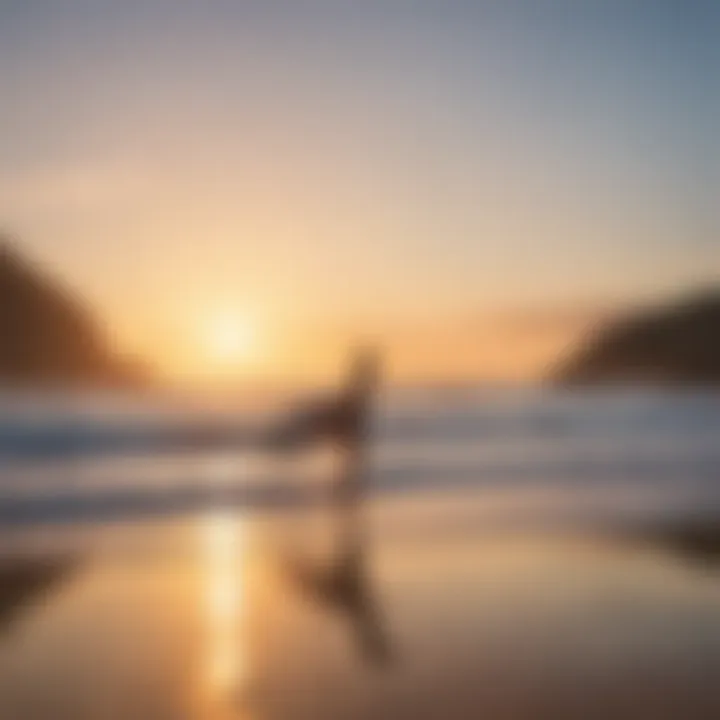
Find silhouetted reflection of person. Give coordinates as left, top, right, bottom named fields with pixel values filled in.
left=0, top=555, right=76, bottom=635
left=275, top=349, right=393, bottom=666
left=281, top=501, right=392, bottom=667
left=625, top=522, right=720, bottom=568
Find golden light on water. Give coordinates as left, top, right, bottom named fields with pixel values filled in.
left=200, top=457, right=248, bottom=714
left=205, top=513, right=243, bottom=695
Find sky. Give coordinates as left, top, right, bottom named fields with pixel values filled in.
left=0, top=0, right=718, bottom=382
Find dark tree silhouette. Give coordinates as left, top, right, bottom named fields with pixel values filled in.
left=0, top=237, right=149, bottom=388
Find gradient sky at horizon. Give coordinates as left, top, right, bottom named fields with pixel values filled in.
left=0, top=1, right=718, bottom=381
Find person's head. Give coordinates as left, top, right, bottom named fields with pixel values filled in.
left=346, top=347, right=381, bottom=400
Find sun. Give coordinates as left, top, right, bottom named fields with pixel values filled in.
left=205, top=313, right=258, bottom=365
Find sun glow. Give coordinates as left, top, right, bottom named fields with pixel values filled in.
left=205, top=312, right=259, bottom=366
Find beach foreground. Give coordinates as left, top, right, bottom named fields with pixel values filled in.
left=1, top=489, right=719, bottom=720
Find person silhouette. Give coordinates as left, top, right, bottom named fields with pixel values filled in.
left=262, top=348, right=380, bottom=460
left=272, top=348, right=392, bottom=666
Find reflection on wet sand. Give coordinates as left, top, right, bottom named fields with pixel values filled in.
left=198, top=451, right=252, bottom=718
left=202, top=511, right=246, bottom=711
left=1, top=508, right=720, bottom=719
left=626, top=521, right=720, bottom=568
left=279, top=506, right=392, bottom=667
left=0, top=555, right=76, bottom=635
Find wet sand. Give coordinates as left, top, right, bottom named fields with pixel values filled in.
left=0, top=494, right=720, bottom=720
left=0, top=556, right=76, bottom=634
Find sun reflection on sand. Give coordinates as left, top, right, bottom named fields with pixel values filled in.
left=200, top=456, right=250, bottom=718
left=205, top=513, right=243, bottom=693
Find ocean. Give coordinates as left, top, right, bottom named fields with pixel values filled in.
left=0, top=388, right=719, bottom=527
